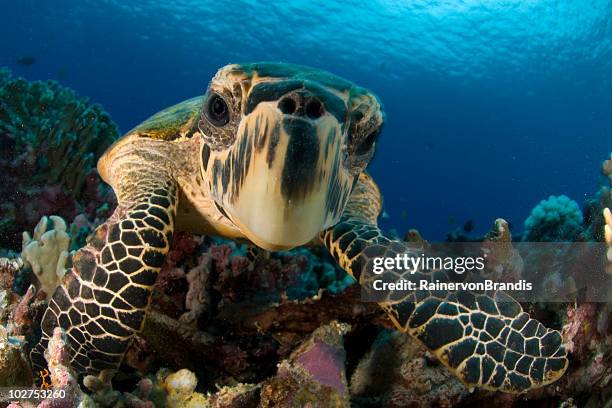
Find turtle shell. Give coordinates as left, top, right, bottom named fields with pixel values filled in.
left=127, top=96, right=203, bottom=140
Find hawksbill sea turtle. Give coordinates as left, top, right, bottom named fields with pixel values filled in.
left=30, top=62, right=567, bottom=393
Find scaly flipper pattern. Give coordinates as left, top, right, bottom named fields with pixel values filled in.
left=31, top=166, right=177, bottom=375
left=320, top=173, right=568, bottom=393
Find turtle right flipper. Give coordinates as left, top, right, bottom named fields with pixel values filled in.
left=31, top=165, right=178, bottom=376
left=320, top=174, right=568, bottom=393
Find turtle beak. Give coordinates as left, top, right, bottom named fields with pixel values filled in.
left=208, top=99, right=355, bottom=251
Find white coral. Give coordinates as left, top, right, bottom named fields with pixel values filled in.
left=163, top=369, right=209, bottom=408
left=21, top=216, right=70, bottom=299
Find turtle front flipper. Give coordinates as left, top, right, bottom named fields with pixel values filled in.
left=30, top=166, right=177, bottom=376
left=320, top=173, right=568, bottom=393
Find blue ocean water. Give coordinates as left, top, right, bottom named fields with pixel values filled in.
left=1, top=0, right=610, bottom=240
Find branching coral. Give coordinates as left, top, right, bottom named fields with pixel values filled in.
left=9, top=284, right=38, bottom=337
left=523, top=195, right=584, bottom=242
left=181, top=254, right=212, bottom=325
left=0, top=68, right=118, bottom=249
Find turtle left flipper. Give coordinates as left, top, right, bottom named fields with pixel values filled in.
left=30, top=164, right=178, bottom=376
left=320, top=173, right=568, bottom=393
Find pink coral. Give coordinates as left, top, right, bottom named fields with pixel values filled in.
left=180, top=253, right=212, bottom=324
left=71, top=213, right=91, bottom=231
left=210, top=244, right=233, bottom=271
left=0, top=257, right=18, bottom=291
left=260, top=322, right=350, bottom=407
left=41, top=327, right=83, bottom=407
left=230, top=255, right=251, bottom=278
left=155, top=233, right=198, bottom=290
left=562, top=303, right=598, bottom=354
left=155, top=266, right=186, bottom=292
left=10, top=284, right=36, bottom=336
left=163, top=232, right=201, bottom=268
left=295, top=341, right=346, bottom=393
left=123, top=378, right=155, bottom=408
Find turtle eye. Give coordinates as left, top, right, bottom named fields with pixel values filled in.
left=355, top=128, right=379, bottom=155
left=205, top=93, right=230, bottom=126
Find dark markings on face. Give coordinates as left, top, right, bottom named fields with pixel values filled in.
left=245, top=80, right=346, bottom=123
left=266, top=122, right=281, bottom=168
left=202, top=144, right=211, bottom=169
left=212, top=159, right=229, bottom=194
left=252, top=116, right=261, bottom=149
left=280, top=118, right=319, bottom=202
left=230, top=125, right=252, bottom=200
left=214, top=201, right=230, bottom=220
left=325, top=152, right=341, bottom=218
left=324, top=150, right=357, bottom=221
left=254, top=115, right=270, bottom=152
left=210, top=119, right=257, bottom=204
left=323, top=127, right=335, bottom=160
left=244, top=80, right=302, bottom=115
left=222, top=158, right=231, bottom=195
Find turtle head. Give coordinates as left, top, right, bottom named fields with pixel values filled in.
left=198, top=62, right=383, bottom=250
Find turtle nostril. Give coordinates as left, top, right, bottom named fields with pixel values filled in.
left=305, top=99, right=324, bottom=119
left=278, top=96, right=297, bottom=114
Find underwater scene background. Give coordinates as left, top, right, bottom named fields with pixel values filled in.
left=0, top=1, right=611, bottom=408
left=2, top=0, right=611, bottom=239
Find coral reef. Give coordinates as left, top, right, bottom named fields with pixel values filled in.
left=555, top=302, right=611, bottom=405
left=21, top=216, right=70, bottom=300
left=260, top=321, right=351, bottom=408
left=207, top=383, right=260, bottom=408
left=43, top=327, right=90, bottom=406
left=0, top=73, right=610, bottom=407
left=481, top=218, right=524, bottom=283
left=0, top=325, right=33, bottom=387
left=0, top=257, right=21, bottom=292
left=1, top=196, right=609, bottom=407
left=2, top=211, right=607, bottom=407
left=134, top=234, right=374, bottom=386
left=0, top=68, right=118, bottom=250
left=582, top=155, right=612, bottom=246
left=350, top=330, right=468, bottom=408
left=159, top=369, right=208, bottom=408
left=523, top=195, right=584, bottom=242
